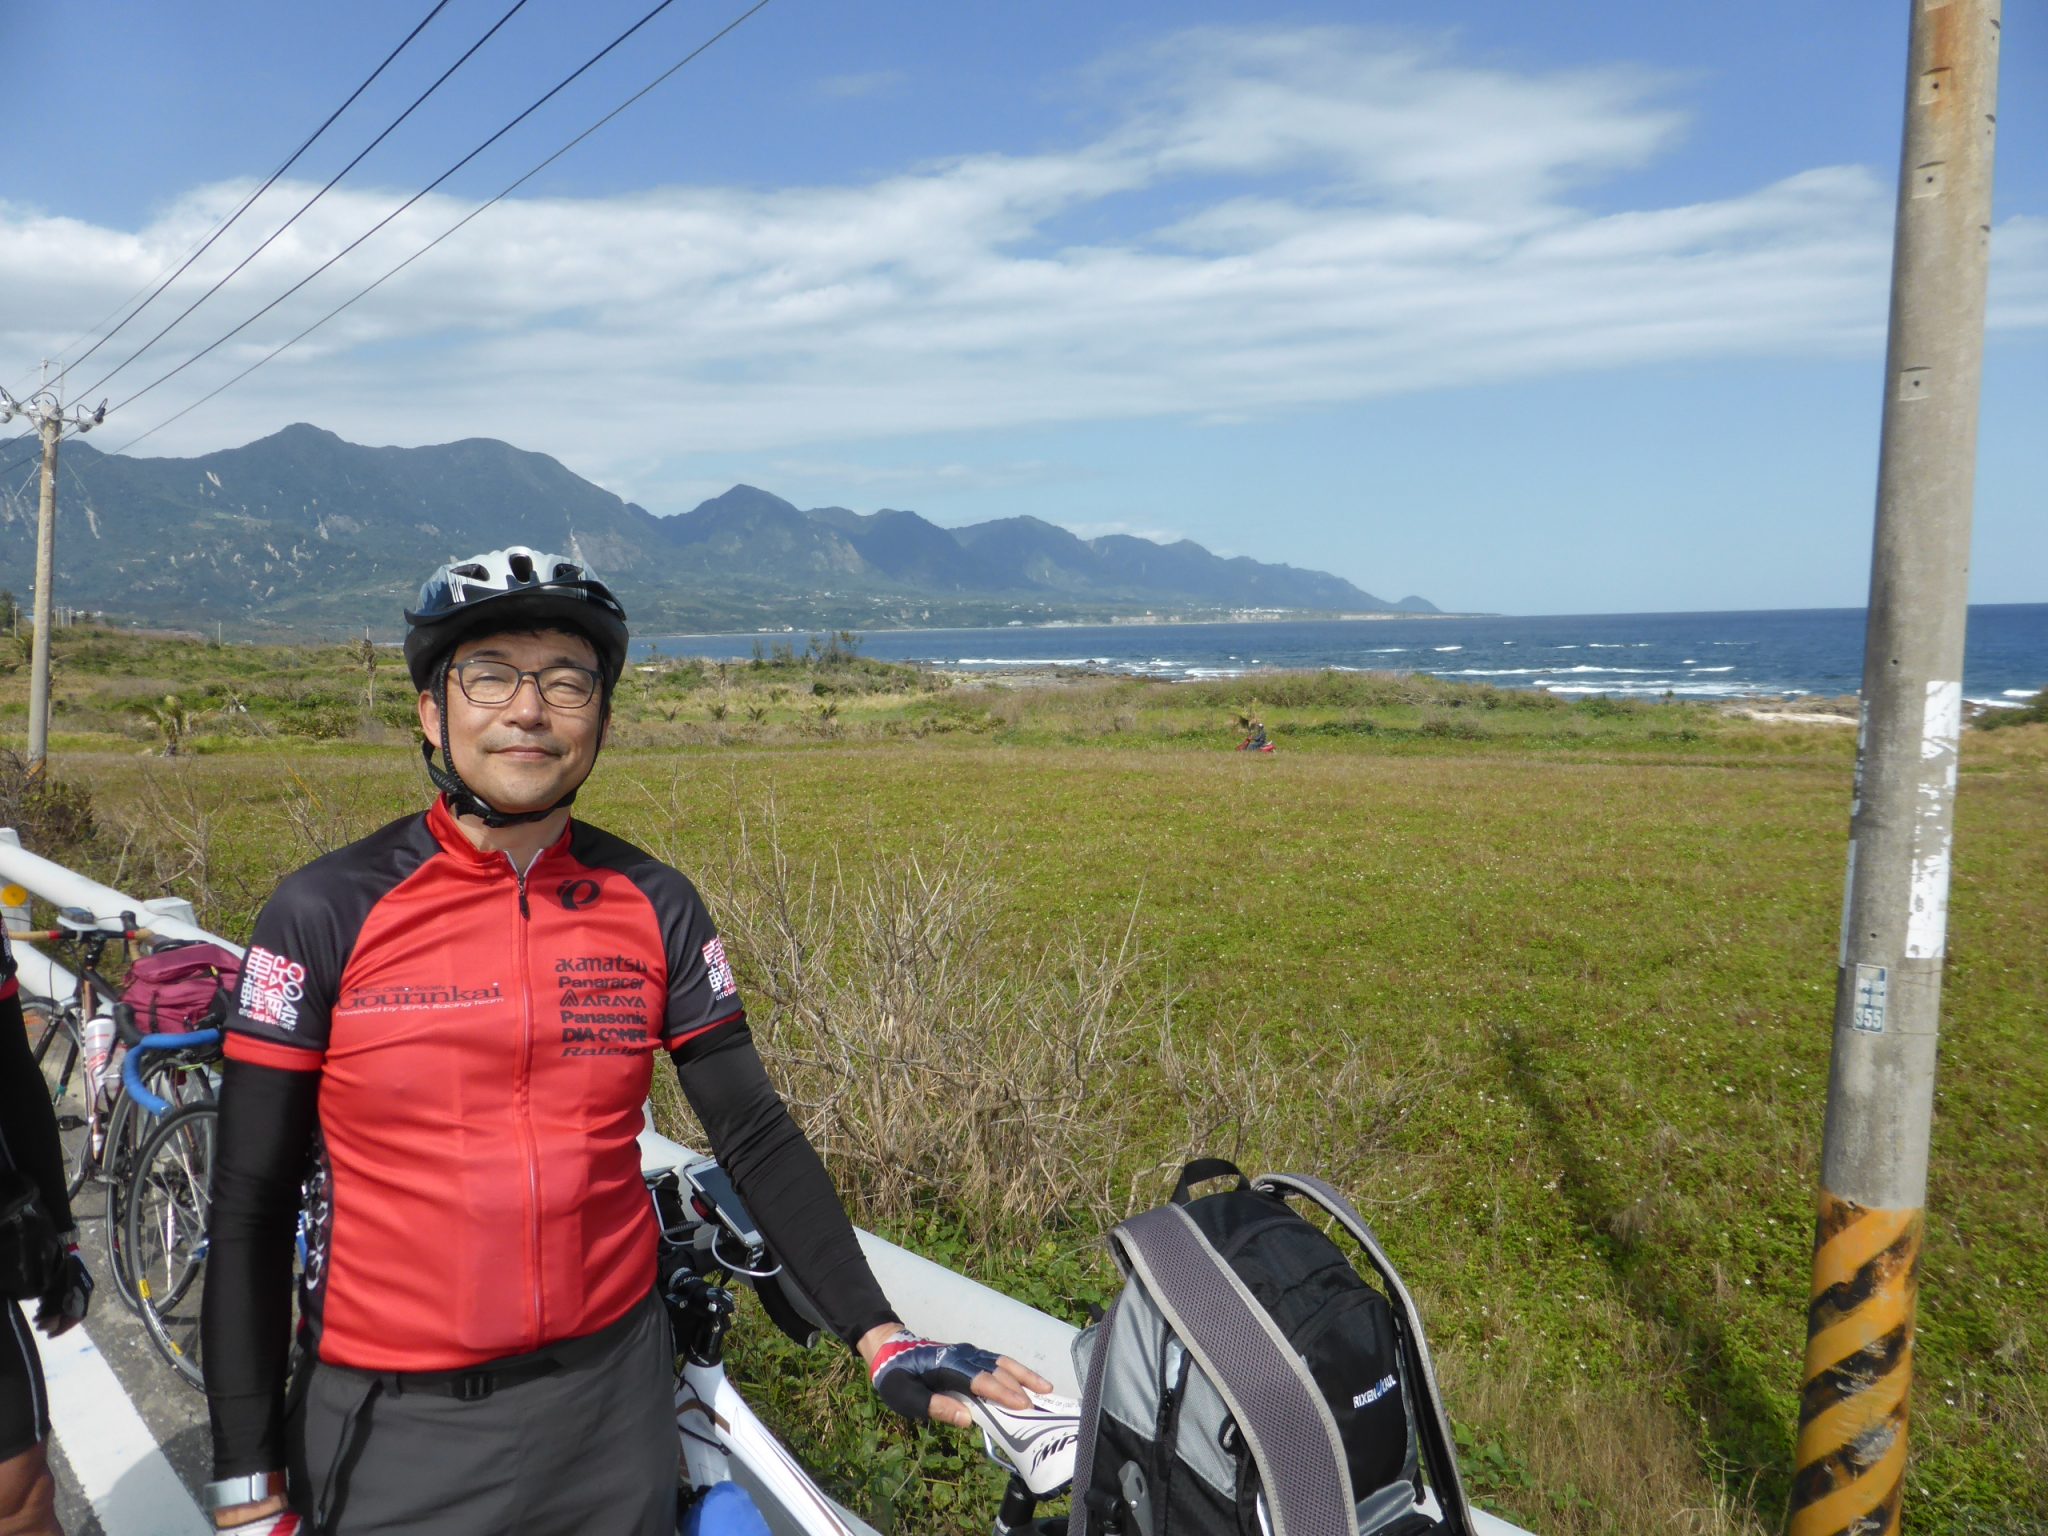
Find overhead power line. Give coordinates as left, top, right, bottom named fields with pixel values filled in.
left=80, top=0, right=529, bottom=403
left=12, top=241, right=209, bottom=397
left=101, top=0, right=708, bottom=427
left=46, top=0, right=455, bottom=395
left=107, top=0, right=776, bottom=459
left=0, top=430, right=36, bottom=481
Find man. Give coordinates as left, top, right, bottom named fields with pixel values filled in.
left=201, top=548, right=1044, bottom=1534
left=1, top=928, right=97, bottom=1535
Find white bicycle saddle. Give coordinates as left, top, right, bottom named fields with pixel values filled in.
left=948, top=1389, right=1082, bottom=1498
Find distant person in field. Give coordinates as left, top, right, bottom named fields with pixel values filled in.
left=1239, top=713, right=1270, bottom=751
left=198, top=546, right=1044, bottom=1535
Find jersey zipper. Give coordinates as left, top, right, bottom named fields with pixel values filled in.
left=510, top=854, right=544, bottom=1345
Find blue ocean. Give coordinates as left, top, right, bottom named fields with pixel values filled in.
left=647, top=605, right=2047, bottom=708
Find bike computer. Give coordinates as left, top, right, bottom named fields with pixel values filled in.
left=684, top=1161, right=765, bottom=1254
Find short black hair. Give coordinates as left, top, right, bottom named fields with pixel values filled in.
left=446, top=619, right=605, bottom=663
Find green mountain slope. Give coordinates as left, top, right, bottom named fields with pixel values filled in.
left=0, top=426, right=1433, bottom=634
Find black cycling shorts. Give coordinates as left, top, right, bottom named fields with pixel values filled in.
left=1, top=1300, right=49, bottom=1463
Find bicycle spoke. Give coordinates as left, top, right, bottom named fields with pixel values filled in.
left=128, top=1103, right=218, bottom=1389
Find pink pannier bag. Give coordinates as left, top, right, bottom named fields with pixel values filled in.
left=122, top=942, right=243, bottom=1034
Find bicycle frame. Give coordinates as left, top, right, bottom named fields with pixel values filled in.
left=640, top=1118, right=1086, bottom=1536
left=676, top=1359, right=883, bottom=1536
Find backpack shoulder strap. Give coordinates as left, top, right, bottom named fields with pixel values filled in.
left=1066, top=1292, right=1121, bottom=1536
left=1256, top=1173, right=1476, bottom=1536
left=1111, top=1203, right=1355, bottom=1536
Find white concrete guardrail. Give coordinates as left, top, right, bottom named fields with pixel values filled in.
left=3, top=825, right=1536, bottom=1536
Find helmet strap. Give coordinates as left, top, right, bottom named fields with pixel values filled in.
left=422, top=661, right=583, bottom=830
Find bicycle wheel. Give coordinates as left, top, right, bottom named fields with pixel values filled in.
left=24, top=998, right=92, bottom=1199
left=100, top=1089, right=149, bottom=1310
left=126, top=1101, right=218, bottom=1389
left=107, top=1051, right=222, bottom=1312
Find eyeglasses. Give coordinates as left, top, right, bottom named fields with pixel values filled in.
left=449, top=660, right=601, bottom=709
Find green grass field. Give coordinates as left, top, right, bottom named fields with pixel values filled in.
left=6, top=630, right=2044, bottom=1534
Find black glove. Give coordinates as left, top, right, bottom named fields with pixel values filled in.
left=868, top=1327, right=1003, bottom=1423
left=36, top=1241, right=92, bottom=1337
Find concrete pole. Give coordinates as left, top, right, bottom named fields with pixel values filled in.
left=1788, top=5, right=2000, bottom=1536
left=25, top=414, right=61, bottom=778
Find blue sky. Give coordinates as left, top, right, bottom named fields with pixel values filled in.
left=2, top=0, right=2042, bottom=614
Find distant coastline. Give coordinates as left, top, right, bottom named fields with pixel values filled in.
left=642, top=604, right=2046, bottom=708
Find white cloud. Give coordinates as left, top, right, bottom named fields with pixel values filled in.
left=1, top=23, right=2039, bottom=515
left=1065, top=519, right=1197, bottom=546
left=757, top=457, right=1070, bottom=499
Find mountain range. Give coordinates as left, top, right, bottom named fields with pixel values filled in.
left=0, top=425, right=1435, bottom=635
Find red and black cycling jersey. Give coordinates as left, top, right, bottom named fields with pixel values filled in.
left=204, top=798, right=896, bottom=1475
left=224, top=796, right=744, bottom=1370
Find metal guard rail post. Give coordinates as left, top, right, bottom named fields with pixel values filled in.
left=0, top=831, right=243, bottom=956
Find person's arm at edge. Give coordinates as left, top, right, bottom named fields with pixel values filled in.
left=668, top=1022, right=897, bottom=1349
left=667, top=1023, right=1045, bottom=1427
left=0, top=966, right=78, bottom=1236
left=201, top=1056, right=318, bottom=1528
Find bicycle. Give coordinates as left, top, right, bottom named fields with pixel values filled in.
left=18, top=907, right=217, bottom=1308
left=120, top=1026, right=228, bottom=1388
left=119, top=1024, right=327, bottom=1393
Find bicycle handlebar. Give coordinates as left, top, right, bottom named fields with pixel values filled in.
left=4, top=925, right=152, bottom=945
left=649, top=1165, right=831, bottom=1350
left=120, top=1028, right=223, bottom=1117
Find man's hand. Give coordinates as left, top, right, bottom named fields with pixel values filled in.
left=34, top=1242, right=91, bottom=1337
left=861, top=1323, right=1052, bottom=1429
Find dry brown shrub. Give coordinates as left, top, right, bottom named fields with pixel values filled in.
left=0, top=750, right=98, bottom=857
left=277, top=764, right=395, bottom=861
left=647, top=781, right=1155, bottom=1241
left=100, top=767, right=225, bottom=909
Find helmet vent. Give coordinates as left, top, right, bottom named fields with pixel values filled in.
left=508, top=551, right=536, bottom=583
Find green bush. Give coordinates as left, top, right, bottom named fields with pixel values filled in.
left=0, top=751, right=97, bottom=857
left=1975, top=689, right=2047, bottom=730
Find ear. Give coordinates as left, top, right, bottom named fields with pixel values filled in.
left=418, top=687, right=441, bottom=744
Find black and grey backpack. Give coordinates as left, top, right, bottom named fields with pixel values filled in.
left=1069, top=1160, right=1472, bottom=1536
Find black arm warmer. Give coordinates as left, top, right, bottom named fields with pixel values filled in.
left=202, top=1058, right=319, bottom=1478
left=0, top=988, right=76, bottom=1234
left=671, top=1024, right=896, bottom=1348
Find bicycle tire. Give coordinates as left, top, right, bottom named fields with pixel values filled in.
left=126, top=1101, right=218, bottom=1390
left=107, top=1051, right=221, bottom=1312
left=99, top=1087, right=149, bottom=1310
left=24, top=997, right=93, bottom=1199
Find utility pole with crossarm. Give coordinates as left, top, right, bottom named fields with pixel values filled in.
left=0, top=368, right=107, bottom=779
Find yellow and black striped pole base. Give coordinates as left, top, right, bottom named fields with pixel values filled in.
left=1788, top=1191, right=1923, bottom=1536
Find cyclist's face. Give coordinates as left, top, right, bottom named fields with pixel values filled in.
left=418, top=628, right=608, bottom=815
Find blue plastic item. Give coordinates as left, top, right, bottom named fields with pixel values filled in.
left=679, top=1482, right=773, bottom=1536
